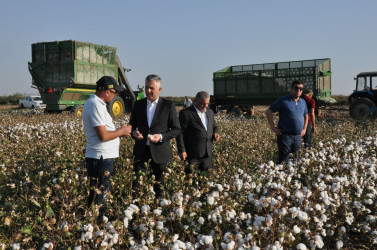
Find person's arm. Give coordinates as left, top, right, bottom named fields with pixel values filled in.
left=265, top=109, right=282, bottom=135
left=312, top=111, right=316, bottom=133
left=301, top=114, right=308, bottom=137
left=129, top=102, right=143, bottom=140
left=176, top=110, right=188, bottom=160
left=212, top=111, right=220, bottom=142
left=94, top=124, right=131, bottom=142
left=311, top=101, right=316, bottom=133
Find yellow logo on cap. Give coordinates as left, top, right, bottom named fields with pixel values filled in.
left=108, top=84, right=114, bottom=88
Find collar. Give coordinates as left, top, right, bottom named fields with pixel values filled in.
left=288, top=94, right=301, bottom=102
left=193, top=104, right=206, bottom=114
left=147, top=96, right=159, bottom=105
left=93, top=94, right=106, bottom=105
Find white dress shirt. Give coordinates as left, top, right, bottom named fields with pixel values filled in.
left=147, top=97, right=159, bottom=127
left=194, top=105, right=208, bottom=131
left=146, top=97, right=162, bottom=144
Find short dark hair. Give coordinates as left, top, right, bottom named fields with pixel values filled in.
left=291, top=80, right=303, bottom=88
left=195, top=91, right=210, bottom=101
left=303, top=89, right=313, bottom=95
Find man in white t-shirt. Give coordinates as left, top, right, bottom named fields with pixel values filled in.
left=82, top=76, right=131, bottom=209
left=184, top=96, right=193, bottom=108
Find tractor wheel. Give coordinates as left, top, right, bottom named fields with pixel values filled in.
left=227, top=107, right=242, bottom=117
left=20, top=103, right=24, bottom=108
left=72, top=105, right=84, bottom=117
left=108, top=96, right=125, bottom=117
left=349, top=98, right=376, bottom=120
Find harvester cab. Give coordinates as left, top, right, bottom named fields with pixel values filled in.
left=349, top=72, right=377, bottom=120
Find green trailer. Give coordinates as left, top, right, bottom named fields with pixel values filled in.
left=28, top=40, right=135, bottom=116
left=212, top=58, right=335, bottom=115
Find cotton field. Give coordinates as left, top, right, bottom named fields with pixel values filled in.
left=0, top=110, right=376, bottom=249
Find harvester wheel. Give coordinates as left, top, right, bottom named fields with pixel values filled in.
left=227, top=107, right=242, bottom=117
left=72, top=105, right=84, bottom=117
left=108, top=96, right=125, bottom=117
left=349, top=98, right=376, bottom=120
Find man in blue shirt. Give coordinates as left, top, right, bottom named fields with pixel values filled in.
left=266, top=80, right=308, bottom=164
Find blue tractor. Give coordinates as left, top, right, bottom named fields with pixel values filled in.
left=349, top=72, right=377, bottom=120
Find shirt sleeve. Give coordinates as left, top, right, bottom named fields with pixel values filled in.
left=269, top=97, right=283, bottom=113
left=88, top=104, right=106, bottom=127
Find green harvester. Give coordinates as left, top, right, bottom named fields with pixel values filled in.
left=28, top=40, right=135, bottom=116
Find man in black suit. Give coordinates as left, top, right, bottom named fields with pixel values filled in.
left=177, top=91, right=220, bottom=175
left=130, top=74, right=180, bottom=198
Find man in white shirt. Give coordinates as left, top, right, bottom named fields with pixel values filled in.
left=183, top=96, right=193, bottom=108
left=82, top=76, right=131, bottom=209
left=177, top=91, right=220, bottom=177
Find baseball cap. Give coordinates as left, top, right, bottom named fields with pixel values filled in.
left=96, top=76, right=125, bottom=93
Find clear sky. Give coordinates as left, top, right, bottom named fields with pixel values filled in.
left=0, top=0, right=376, bottom=97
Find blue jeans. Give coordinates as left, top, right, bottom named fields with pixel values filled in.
left=277, top=134, right=301, bottom=164
left=303, top=124, right=313, bottom=149
left=85, top=156, right=114, bottom=207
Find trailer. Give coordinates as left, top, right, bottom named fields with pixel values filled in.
left=212, top=58, right=335, bottom=115
left=28, top=40, right=136, bottom=116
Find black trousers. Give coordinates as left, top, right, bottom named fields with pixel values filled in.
left=185, top=156, right=212, bottom=175
left=133, top=146, right=166, bottom=197
left=85, top=157, right=114, bottom=207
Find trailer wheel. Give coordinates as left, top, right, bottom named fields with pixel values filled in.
left=72, top=105, right=84, bottom=117
left=108, top=96, right=125, bottom=117
left=349, top=98, right=376, bottom=120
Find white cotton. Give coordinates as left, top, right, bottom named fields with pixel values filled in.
left=207, top=196, right=215, bottom=205
left=153, top=208, right=162, bottom=216
left=172, top=234, right=179, bottom=243
left=336, top=240, right=343, bottom=249
left=293, top=225, right=301, bottom=234
left=176, top=207, right=184, bottom=218
left=156, top=221, right=164, bottom=230
left=296, top=243, right=307, bottom=250
left=198, top=217, right=205, bottom=225
left=141, top=205, right=150, bottom=214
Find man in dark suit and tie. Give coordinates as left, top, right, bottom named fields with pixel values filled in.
left=130, top=74, right=181, bottom=198
left=177, top=91, right=220, bottom=175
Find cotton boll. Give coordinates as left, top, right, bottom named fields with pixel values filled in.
left=156, top=221, right=164, bottom=230
left=198, top=217, right=205, bottom=225
left=176, top=207, right=184, bottom=218
left=293, top=225, right=301, bottom=234
left=207, top=196, right=215, bottom=205
left=296, top=243, right=307, bottom=250
left=154, top=208, right=162, bottom=216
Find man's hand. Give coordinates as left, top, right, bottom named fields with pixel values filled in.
left=273, top=127, right=282, bottom=135
left=213, top=133, right=220, bottom=142
left=134, top=130, right=143, bottom=140
left=179, top=152, right=187, bottom=161
left=148, top=134, right=161, bottom=143
left=301, top=129, right=306, bottom=137
left=313, top=126, right=316, bottom=133
left=120, top=124, right=132, bottom=137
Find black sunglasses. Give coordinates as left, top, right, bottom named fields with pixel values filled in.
left=293, top=86, right=303, bottom=91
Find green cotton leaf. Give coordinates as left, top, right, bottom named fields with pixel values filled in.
left=31, top=199, right=41, bottom=207
left=45, top=207, right=55, bottom=218
left=21, top=225, right=32, bottom=234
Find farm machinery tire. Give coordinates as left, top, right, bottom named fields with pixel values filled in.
left=108, top=96, right=125, bottom=117
left=72, top=105, right=84, bottom=117
left=349, top=98, right=376, bottom=120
